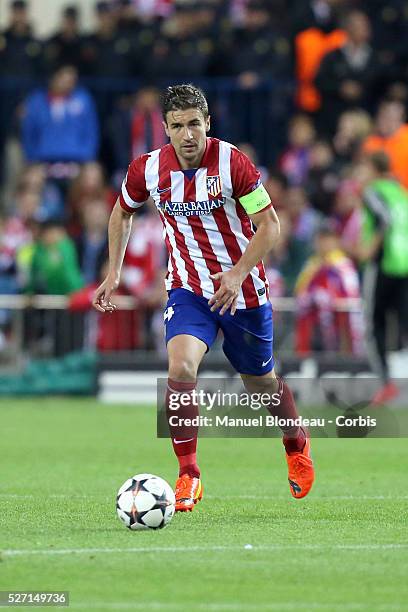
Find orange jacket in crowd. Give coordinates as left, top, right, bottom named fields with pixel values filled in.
left=362, top=125, right=408, bottom=188
left=295, top=27, right=347, bottom=112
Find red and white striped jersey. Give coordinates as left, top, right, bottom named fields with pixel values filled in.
left=119, top=137, right=271, bottom=309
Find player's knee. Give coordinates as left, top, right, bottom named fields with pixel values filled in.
left=242, top=374, right=278, bottom=395
left=168, top=359, right=197, bottom=382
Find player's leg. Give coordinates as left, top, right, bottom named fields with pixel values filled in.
left=364, top=266, right=398, bottom=404
left=163, top=288, right=218, bottom=511
left=219, top=302, right=314, bottom=499
left=167, top=333, right=206, bottom=475
left=240, top=369, right=314, bottom=499
left=166, top=334, right=207, bottom=512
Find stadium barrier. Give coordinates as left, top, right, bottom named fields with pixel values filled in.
left=0, top=293, right=362, bottom=367
left=3, top=294, right=408, bottom=404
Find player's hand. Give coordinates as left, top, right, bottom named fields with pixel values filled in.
left=208, top=270, right=243, bottom=316
left=92, top=275, right=120, bottom=313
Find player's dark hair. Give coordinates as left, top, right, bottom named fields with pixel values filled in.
left=160, top=84, right=209, bottom=122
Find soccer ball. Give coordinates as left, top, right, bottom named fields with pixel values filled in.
left=116, top=473, right=176, bottom=530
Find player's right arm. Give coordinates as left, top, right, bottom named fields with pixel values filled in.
left=92, top=156, right=150, bottom=313
left=92, top=199, right=133, bottom=313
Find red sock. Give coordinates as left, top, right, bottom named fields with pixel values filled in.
left=166, top=378, right=200, bottom=478
left=282, top=428, right=306, bottom=455
left=266, top=378, right=306, bottom=454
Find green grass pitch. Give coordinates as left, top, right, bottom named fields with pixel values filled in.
left=1, top=398, right=407, bottom=611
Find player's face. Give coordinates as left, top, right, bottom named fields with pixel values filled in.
left=164, top=108, right=210, bottom=169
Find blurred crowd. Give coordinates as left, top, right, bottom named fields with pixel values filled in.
left=1, top=0, right=408, bottom=356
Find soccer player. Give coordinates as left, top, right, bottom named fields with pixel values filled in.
left=93, top=84, right=314, bottom=511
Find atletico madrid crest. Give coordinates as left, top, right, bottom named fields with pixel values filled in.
left=206, top=175, right=222, bottom=197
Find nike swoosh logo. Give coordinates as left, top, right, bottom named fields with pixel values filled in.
left=262, top=356, right=273, bottom=367
left=157, top=186, right=171, bottom=194
left=173, top=438, right=194, bottom=445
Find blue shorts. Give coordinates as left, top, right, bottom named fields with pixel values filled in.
left=164, top=288, right=274, bottom=376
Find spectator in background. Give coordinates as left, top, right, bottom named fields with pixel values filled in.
left=357, top=152, right=408, bottom=404
left=315, top=10, right=379, bottom=134
left=67, top=162, right=113, bottom=231
left=330, top=177, right=362, bottom=261
left=363, top=0, right=408, bottom=91
left=80, top=1, right=134, bottom=78
left=362, top=99, right=408, bottom=189
left=27, top=220, right=83, bottom=295
left=0, top=185, right=41, bottom=348
left=0, top=0, right=43, bottom=175
left=129, top=0, right=174, bottom=21
left=21, top=65, right=99, bottom=166
left=333, top=108, right=372, bottom=170
left=292, top=0, right=344, bottom=34
left=264, top=205, right=291, bottom=351
left=286, top=185, right=322, bottom=242
left=279, top=114, right=316, bottom=186
left=122, top=201, right=165, bottom=301
left=295, top=225, right=362, bottom=355
left=264, top=170, right=288, bottom=210
left=23, top=219, right=85, bottom=356
left=129, top=87, right=166, bottom=158
left=121, top=199, right=167, bottom=350
left=279, top=186, right=321, bottom=292
left=147, top=3, right=215, bottom=80
left=305, top=139, right=339, bottom=215
left=75, top=200, right=109, bottom=285
left=223, top=1, right=292, bottom=87
left=17, top=164, right=64, bottom=221
left=69, top=259, right=143, bottom=352
left=109, top=87, right=167, bottom=178
left=294, top=0, right=347, bottom=115
left=115, top=1, right=162, bottom=66
left=237, top=142, right=268, bottom=183
left=0, top=0, right=42, bottom=78
left=0, top=187, right=39, bottom=296
left=264, top=250, right=286, bottom=299
left=195, top=1, right=223, bottom=37
left=43, top=5, right=84, bottom=73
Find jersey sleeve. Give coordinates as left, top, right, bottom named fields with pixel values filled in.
left=119, top=155, right=150, bottom=213
left=230, top=147, right=271, bottom=214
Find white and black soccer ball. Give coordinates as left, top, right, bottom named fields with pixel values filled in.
left=116, top=473, right=176, bottom=530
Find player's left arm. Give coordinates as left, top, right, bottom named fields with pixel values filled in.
left=209, top=148, right=280, bottom=315
left=209, top=203, right=280, bottom=315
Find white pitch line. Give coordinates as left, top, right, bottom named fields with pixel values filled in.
left=1, top=494, right=407, bottom=501
left=2, top=543, right=408, bottom=557
left=207, top=495, right=408, bottom=501
left=68, top=603, right=403, bottom=611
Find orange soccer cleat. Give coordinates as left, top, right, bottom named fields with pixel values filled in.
left=370, top=382, right=400, bottom=406
left=174, top=474, right=203, bottom=512
left=285, top=435, right=314, bottom=499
